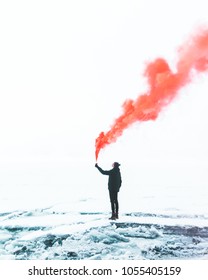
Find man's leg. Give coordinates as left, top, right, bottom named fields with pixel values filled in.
left=109, top=191, right=116, bottom=219
left=114, top=192, right=119, bottom=219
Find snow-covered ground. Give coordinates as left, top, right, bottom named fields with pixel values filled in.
left=1, top=193, right=208, bottom=260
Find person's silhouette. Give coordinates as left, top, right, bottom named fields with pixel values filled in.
left=95, top=162, right=122, bottom=220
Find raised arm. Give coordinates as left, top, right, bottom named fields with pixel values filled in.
left=95, top=163, right=111, bottom=175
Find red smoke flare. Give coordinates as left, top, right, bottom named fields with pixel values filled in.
left=95, top=28, right=208, bottom=161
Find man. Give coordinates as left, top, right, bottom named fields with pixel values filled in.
left=95, top=162, right=122, bottom=220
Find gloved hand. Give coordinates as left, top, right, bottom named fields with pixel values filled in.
left=95, top=163, right=98, bottom=168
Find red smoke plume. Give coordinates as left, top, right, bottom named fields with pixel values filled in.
left=95, top=28, right=208, bottom=160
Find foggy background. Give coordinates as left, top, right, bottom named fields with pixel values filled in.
left=0, top=0, right=208, bottom=214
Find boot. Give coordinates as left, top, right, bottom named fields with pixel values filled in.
left=115, top=212, right=119, bottom=219
left=109, top=212, right=116, bottom=220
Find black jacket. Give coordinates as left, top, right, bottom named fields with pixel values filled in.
left=96, top=165, right=122, bottom=192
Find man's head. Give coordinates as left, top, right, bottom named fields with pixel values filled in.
left=112, top=162, right=120, bottom=168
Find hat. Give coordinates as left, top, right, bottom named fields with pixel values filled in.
left=114, top=162, right=120, bottom=167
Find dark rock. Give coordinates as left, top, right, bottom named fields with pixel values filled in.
left=14, top=246, right=27, bottom=255
left=66, top=251, right=78, bottom=259
left=43, top=235, right=57, bottom=248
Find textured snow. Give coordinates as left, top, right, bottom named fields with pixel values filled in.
left=1, top=205, right=208, bottom=260
left=1, top=178, right=208, bottom=260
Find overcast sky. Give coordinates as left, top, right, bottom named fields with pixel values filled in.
left=0, top=0, right=208, bottom=203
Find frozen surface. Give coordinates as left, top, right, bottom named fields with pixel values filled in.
left=1, top=164, right=208, bottom=260
left=1, top=202, right=208, bottom=260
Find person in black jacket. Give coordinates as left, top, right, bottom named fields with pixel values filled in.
left=95, top=162, right=122, bottom=220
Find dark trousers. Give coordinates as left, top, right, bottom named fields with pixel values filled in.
left=109, top=190, right=119, bottom=213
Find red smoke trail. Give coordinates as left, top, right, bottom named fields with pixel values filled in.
left=95, top=28, right=208, bottom=161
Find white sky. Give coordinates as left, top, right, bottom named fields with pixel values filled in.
left=0, top=0, right=208, bottom=204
